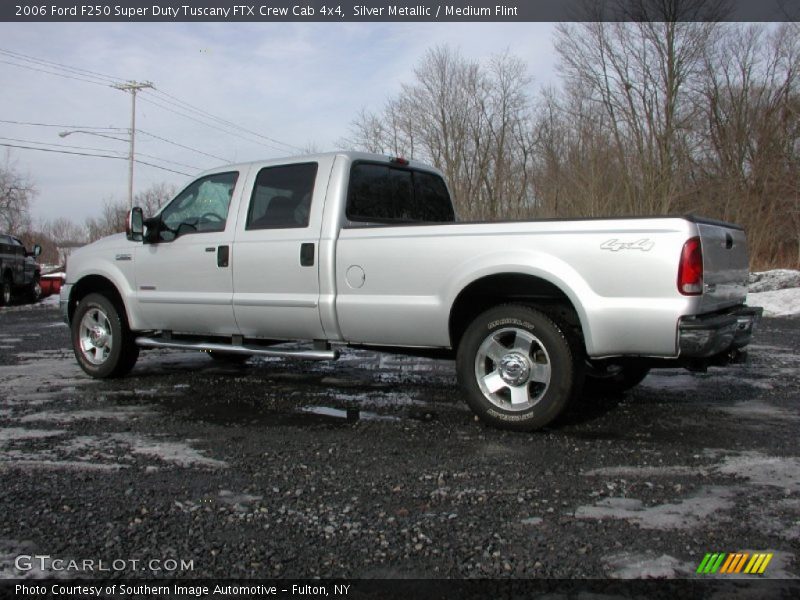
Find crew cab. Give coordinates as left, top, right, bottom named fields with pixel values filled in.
left=60, top=152, right=762, bottom=430
left=0, top=234, right=41, bottom=306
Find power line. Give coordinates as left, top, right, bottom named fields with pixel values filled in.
left=146, top=88, right=302, bottom=153
left=0, top=135, right=200, bottom=170
left=0, top=142, right=191, bottom=176
left=0, top=120, right=222, bottom=162
left=0, top=47, right=302, bottom=159
left=134, top=151, right=201, bottom=171
left=138, top=130, right=231, bottom=162
left=140, top=96, right=293, bottom=154
left=0, top=47, right=122, bottom=84
left=0, top=136, right=127, bottom=155
left=0, top=59, right=112, bottom=87
left=0, top=119, right=125, bottom=132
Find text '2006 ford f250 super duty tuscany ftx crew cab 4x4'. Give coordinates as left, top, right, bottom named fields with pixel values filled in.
left=60, top=152, right=762, bottom=431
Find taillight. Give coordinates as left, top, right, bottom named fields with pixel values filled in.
left=678, top=236, right=703, bottom=295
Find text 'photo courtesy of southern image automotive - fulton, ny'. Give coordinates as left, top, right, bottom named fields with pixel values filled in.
left=1, top=1, right=799, bottom=598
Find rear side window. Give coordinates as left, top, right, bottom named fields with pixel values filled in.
left=346, top=163, right=454, bottom=224
left=247, top=163, right=318, bottom=230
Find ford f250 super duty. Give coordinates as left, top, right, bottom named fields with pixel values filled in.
left=60, top=152, right=762, bottom=430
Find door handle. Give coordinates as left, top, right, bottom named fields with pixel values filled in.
left=217, top=245, right=230, bottom=267
left=300, top=243, right=315, bottom=267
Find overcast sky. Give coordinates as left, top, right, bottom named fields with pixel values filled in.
left=0, top=22, right=558, bottom=226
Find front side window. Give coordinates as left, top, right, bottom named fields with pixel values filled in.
left=246, top=162, right=318, bottom=230
left=158, top=171, right=238, bottom=241
left=346, top=163, right=454, bottom=224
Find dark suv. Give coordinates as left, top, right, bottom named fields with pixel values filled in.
left=0, top=234, right=41, bottom=305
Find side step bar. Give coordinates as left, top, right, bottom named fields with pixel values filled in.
left=135, top=337, right=339, bottom=361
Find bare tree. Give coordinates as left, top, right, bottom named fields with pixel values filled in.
left=344, top=46, right=535, bottom=220
left=0, top=152, right=36, bottom=234
left=84, top=182, right=177, bottom=242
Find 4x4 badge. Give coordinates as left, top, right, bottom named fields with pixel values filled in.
left=600, top=239, right=655, bottom=252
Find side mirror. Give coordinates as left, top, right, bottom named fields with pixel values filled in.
left=126, top=207, right=144, bottom=242
left=32, top=244, right=42, bottom=258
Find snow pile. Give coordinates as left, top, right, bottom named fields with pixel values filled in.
left=749, top=269, right=800, bottom=293
left=748, top=269, right=800, bottom=317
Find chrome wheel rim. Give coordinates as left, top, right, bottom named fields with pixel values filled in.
left=2, top=283, right=9, bottom=304
left=32, top=281, right=41, bottom=299
left=474, top=327, right=551, bottom=411
left=79, top=307, right=113, bottom=365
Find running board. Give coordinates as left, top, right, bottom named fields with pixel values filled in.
left=135, top=337, right=339, bottom=361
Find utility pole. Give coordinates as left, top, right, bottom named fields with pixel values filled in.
left=112, top=80, right=153, bottom=209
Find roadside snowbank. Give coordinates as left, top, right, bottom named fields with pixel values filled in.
left=748, top=269, right=800, bottom=317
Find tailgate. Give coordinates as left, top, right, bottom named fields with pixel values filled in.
left=695, top=219, right=749, bottom=312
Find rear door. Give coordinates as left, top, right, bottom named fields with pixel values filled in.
left=231, top=157, right=334, bottom=341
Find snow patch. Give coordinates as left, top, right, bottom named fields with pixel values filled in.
left=0, top=428, right=65, bottom=444
left=716, top=452, right=800, bottom=493
left=110, top=433, right=227, bottom=469
left=584, top=465, right=706, bottom=477
left=749, top=269, right=800, bottom=293
left=747, top=288, right=800, bottom=317
left=602, top=552, right=692, bottom=579
left=746, top=269, right=800, bottom=317
left=574, top=486, right=738, bottom=529
left=20, top=406, right=156, bottom=423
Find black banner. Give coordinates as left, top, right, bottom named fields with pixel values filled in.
left=4, top=578, right=800, bottom=600
left=3, top=0, right=799, bottom=23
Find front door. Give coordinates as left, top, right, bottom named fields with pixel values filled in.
left=134, top=170, right=244, bottom=335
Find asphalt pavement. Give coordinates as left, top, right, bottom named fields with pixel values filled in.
left=0, top=303, right=798, bottom=586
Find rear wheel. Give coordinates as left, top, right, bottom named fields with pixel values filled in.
left=456, top=305, right=581, bottom=431
left=72, top=293, right=139, bottom=378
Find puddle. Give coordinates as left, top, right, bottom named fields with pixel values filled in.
left=297, top=405, right=399, bottom=422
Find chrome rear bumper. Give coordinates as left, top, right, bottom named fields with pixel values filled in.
left=678, top=306, right=763, bottom=358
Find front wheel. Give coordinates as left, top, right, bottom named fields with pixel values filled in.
left=72, top=293, right=139, bottom=378
left=456, top=305, right=581, bottom=431
left=0, top=276, right=12, bottom=306
left=27, top=277, right=42, bottom=303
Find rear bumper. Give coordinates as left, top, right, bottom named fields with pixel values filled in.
left=678, top=305, right=763, bottom=358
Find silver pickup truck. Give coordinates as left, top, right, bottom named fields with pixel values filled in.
left=61, top=152, right=762, bottom=430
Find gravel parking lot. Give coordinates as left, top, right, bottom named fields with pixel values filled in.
left=0, top=303, right=798, bottom=585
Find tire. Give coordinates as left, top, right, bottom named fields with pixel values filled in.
left=208, top=351, right=250, bottom=364
left=71, top=293, right=139, bottom=378
left=584, top=363, right=650, bottom=396
left=27, top=277, right=42, bottom=304
left=0, top=275, right=12, bottom=306
left=456, top=304, right=581, bottom=431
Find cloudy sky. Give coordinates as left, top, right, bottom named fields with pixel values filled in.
left=0, top=22, right=558, bottom=226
